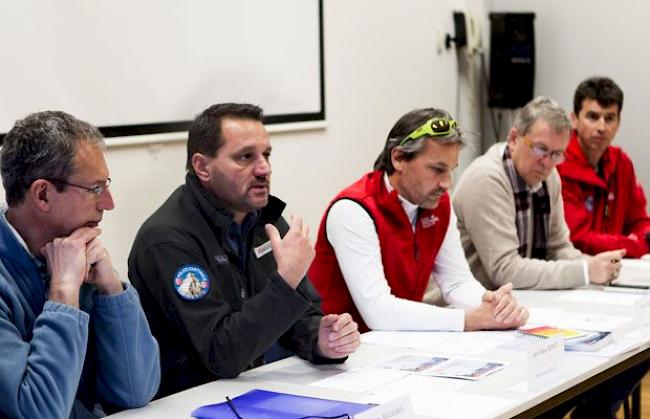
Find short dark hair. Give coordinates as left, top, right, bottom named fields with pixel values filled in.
left=573, top=77, right=623, bottom=116
left=186, top=103, right=264, bottom=173
left=0, top=111, right=104, bottom=206
left=373, top=108, right=464, bottom=175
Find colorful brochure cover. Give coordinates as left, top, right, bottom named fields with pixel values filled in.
left=519, top=326, right=612, bottom=352
left=373, top=353, right=507, bottom=381
left=519, top=325, right=588, bottom=339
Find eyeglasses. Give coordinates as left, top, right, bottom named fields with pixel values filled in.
left=520, top=135, right=565, bottom=164
left=399, top=117, right=458, bottom=147
left=46, top=177, right=112, bottom=196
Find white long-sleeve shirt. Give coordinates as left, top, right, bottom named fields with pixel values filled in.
left=325, top=175, right=487, bottom=331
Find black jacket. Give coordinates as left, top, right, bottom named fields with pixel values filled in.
left=128, top=174, right=336, bottom=398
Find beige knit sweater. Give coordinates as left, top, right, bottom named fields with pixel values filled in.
left=453, top=143, right=585, bottom=290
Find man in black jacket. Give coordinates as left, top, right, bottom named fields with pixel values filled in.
left=128, top=103, right=360, bottom=398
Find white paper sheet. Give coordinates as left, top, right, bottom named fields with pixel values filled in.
left=525, top=307, right=564, bottom=324
left=619, top=259, right=650, bottom=284
left=251, top=361, right=350, bottom=385
left=308, top=367, right=409, bottom=392
left=557, top=289, right=646, bottom=306
left=361, top=330, right=514, bottom=355
left=525, top=307, right=630, bottom=331
left=362, top=376, right=516, bottom=418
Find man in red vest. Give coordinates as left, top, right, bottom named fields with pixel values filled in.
left=558, top=77, right=650, bottom=258
left=309, top=108, right=528, bottom=333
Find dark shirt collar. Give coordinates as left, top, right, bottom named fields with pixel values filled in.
left=227, top=211, right=260, bottom=268
left=228, top=211, right=260, bottom=241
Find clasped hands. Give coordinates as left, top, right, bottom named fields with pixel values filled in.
left=465, top=283, right=528, bottom=331
left=42, top=227, right=122, bottom=307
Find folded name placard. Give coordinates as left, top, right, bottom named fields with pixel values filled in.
left=191, top=389, right=373, bottom=419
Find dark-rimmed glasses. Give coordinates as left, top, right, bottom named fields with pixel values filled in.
left=45, top=178, right=112, bottom=196
left=399, top=117, right=458, bottom=146
left=520, top=135, right=565, bottom=164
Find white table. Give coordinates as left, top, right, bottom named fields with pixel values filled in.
left=108, top=288, right=650, bottom=418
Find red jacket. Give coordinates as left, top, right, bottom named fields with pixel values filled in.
left=308, top=171, right=450, bottom=332
left=557, top=132, right=650, bottom=257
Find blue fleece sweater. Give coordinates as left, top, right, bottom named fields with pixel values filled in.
left=0, top=213, right=161, bottom=418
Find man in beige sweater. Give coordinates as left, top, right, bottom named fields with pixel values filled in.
left=453, top=97, right=624, bottom=290
left=454, top=97, right=647, bottom=418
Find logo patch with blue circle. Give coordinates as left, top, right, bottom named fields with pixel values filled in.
left=173, top=265, right=210, bottom=300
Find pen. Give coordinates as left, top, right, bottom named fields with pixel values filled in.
left=603, top=286, right=650, bottom=294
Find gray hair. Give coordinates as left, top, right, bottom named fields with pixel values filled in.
left=1, top=111, right=105, bottom=206
left=374, top=108, right=464, bottom=175
left=514, top=96, right=571, bottom=135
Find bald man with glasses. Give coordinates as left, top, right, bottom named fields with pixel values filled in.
left=453, top=96, right=624, bottom=291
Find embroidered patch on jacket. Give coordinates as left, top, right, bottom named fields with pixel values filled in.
left=420, top=214, right=439, bottom=229
left=173, top=265, right=210, bottom=300
left=584, top=196, right=594, bottom=213
left=254, top=240, right=273, bottom=258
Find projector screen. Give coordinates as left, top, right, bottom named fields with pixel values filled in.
left=0, top=0, right=324, bottom=140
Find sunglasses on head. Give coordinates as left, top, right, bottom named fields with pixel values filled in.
left=399, top=117, right=458, bottom=147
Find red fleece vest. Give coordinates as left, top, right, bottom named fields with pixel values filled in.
left=308, top=171, right=451, bottom=332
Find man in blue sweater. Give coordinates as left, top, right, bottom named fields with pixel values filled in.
left=0, top=111, right=160, bottom=418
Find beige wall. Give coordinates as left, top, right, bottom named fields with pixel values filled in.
left=486, top=0, right=650, bottom=210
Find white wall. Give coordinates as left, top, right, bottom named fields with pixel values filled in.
left=0, top=0, right=484, bottom=279
left=487, top=0, right=650, bottom=205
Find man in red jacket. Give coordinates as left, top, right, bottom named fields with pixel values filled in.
left=558, top=77, right=650, bottom=257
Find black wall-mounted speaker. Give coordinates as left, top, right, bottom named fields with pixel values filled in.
left=488, top=13, right=535, bottom=109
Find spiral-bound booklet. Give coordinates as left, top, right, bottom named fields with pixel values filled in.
left=519, top=326, right=612, bottom=352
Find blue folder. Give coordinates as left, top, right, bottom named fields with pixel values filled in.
left=191, top=389, right=373, bottom=418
